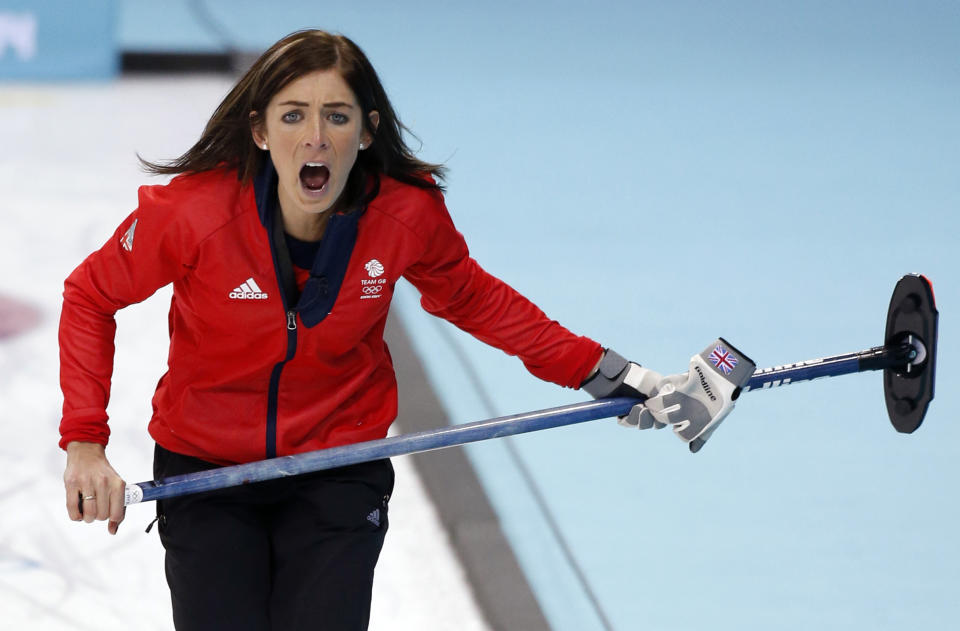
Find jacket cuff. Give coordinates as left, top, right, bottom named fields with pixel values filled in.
left=574, top=345, right=608, bottom=391
left=59, top=409, right=110, bottom=450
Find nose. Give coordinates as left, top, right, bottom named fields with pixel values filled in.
left=304, top=115, right=329, bottom=150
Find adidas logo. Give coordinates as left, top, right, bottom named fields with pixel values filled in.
left=229, top=277, right=269, bottom=300
left=366, top=509, right=380, bottom=527
left=121, top=218, right=137, bottom=252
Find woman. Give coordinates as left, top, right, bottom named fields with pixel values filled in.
left=59, top=30, right=752, bottom=631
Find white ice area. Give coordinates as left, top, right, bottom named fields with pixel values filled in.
left=0, top=78, right=489, bottom=631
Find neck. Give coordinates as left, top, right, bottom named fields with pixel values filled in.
left=277, top=191, right=330, bottom=242
left=281, top=208, right=330, bottom=242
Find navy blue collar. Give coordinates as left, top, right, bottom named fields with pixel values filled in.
left=252, top=161, right=364, bottom=327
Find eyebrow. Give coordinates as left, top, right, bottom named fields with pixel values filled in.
left=276, top=100, right=356, bottom=109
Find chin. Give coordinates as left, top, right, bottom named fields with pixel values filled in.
left=299, top=192, right=338, bottom=214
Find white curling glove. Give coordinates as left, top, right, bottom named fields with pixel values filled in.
left=580, top=349, right=663, bottom=423
left=627, top=338, right=756, bottom=452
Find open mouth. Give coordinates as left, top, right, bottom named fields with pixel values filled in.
left=299, top=162, right=330, bottom=192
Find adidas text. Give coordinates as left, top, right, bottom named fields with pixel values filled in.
left=229, top=291, right=269, bottom=300
left=229, top=278, right=268, bottom=300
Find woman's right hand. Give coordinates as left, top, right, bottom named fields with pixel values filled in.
left=63, top=442, right=127, bottom=535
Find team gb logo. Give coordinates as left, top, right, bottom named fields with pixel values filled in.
left=365, top=259, right=385, bottom=278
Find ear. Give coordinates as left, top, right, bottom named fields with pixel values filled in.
left=249, top=111, right=267, bottom=149
left=362, top=110, right=380, bottom=147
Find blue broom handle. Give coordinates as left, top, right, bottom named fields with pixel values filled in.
left=124, top=398, right=636, bottom=505
left=744, top=344, right=911, bottom=391
left=123, top=344, right=909, bottom=506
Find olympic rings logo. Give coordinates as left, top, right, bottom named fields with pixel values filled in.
left=362, top=286, right=384, bottom=295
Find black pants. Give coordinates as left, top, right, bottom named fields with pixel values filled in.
left=153, top=445, right=393, bottom=631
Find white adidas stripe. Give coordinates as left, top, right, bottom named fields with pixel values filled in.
left=247, top=278, right=262, bottom=293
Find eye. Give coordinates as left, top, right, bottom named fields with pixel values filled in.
left=328, top=112, right=350, bottom=125
left=281, top=110, right=303, bottom=124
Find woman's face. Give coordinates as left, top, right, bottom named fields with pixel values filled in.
left=252, top=69, right=377, bottom=222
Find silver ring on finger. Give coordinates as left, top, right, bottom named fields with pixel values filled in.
left=83, top=495, right=96, bottom=501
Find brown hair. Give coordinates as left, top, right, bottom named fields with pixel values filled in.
left=141, top=30, right=445, bottom=199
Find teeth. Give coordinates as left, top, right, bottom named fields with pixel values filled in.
left=305, top=162, right=325, bottom=167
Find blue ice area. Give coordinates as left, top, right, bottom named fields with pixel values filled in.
left=118, top=2, right=960, bottom=629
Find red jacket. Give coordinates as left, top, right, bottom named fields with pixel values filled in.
left=59, top=167, right=603, bottom=465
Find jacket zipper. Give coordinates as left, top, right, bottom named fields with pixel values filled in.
left=260, top=166, right=303, bottom=461
left=266, top=309, right=297, bottom=459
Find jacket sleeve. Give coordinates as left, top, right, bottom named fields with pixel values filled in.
left=402, top=193, right=603, bottom=389
left=58, top=181, right=200, bottom=449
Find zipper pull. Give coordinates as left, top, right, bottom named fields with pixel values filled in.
left=287, top=311, right=297, bottom=330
